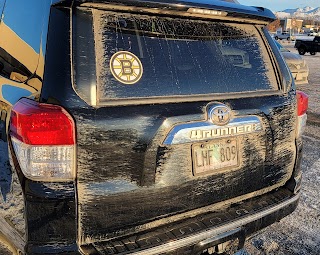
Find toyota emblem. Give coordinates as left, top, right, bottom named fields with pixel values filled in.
left=209, top=104, right=231, bottom=126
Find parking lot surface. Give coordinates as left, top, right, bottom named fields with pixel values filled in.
left=244, top=43, right=320, bottom=255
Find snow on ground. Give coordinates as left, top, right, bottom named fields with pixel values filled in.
left=0, top=141, right=25, bottom=237
left=244, top=127, right=320, bottom=255
left=244, top=44, right=320, bottom=255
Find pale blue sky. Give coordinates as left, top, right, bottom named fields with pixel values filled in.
left=239, top=0, right=320, bottom=12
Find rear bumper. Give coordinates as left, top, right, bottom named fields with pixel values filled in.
left=80, top=188, right=299, bottom=255
left=19, top=137, right=303, bottom=255
left=24, top=188, right=299, bottom=254
left=24, top=140, right=303, bottom=255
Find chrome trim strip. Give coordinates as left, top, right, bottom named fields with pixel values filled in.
left=163, top=116, right=262, bottom=145
left=130, top=193, right=300, bottom=255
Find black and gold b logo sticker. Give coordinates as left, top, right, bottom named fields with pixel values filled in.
left=110, top=51, right=143, bottom=85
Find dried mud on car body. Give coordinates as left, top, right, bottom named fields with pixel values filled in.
left=1, top=131, right=319, bottom=254
left=0, top=23, right=318, bottom=255
left=73, top=7, right=297, bottom=246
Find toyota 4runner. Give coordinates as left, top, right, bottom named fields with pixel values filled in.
left=0, top=0, right=308, bottom=254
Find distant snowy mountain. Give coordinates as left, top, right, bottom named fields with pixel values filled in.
left=275, top=6, right=320, bottom=20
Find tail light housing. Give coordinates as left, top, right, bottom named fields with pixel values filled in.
left=296, top=90, right=308, bottom=138
left=10, top=98, right=76, bottom=181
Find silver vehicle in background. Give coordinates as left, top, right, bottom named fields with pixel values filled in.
left=274, top=31, right=295, bottom=41
left=275, top=40, right=309, bottom=85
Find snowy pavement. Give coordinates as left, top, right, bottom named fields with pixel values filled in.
left=244, top=44, right=320, bottom=255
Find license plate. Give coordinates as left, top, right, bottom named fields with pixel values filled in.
left=296, top=73, right=303, bottom=80
left=192, top=138, right=239, bottom=175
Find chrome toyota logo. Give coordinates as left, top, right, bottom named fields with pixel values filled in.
left=209, top=104, right=231, bottom=125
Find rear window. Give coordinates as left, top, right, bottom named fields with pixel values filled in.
left=73, top=8, right=278, bottom=105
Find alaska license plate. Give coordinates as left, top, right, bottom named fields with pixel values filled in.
left=192, top=138, right=239, bottom=175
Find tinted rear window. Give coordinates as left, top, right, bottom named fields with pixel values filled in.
left=73, top=9, right=278, bottom=104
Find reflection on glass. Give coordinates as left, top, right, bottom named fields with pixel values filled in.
left=0, top=0, right=51, bottom=89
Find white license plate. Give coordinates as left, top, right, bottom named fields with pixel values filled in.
left=192, top=138, right=239, bottom=175
left=296, top=73, right=303, bottom=80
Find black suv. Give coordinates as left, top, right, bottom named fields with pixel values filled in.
left=0, top=0, right=308, bottom=254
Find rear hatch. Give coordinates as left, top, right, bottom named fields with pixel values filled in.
left=71, top=5, right=297, bottom=245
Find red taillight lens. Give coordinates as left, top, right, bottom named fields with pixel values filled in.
left=10, top=98, right=76, bottom=181
left=297, top=90, right=308, bottom=116
left=10, top=98, right=75, bottom=145
left=296, top=90, right=308, bottom=138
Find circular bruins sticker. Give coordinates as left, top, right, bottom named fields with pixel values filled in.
left=110, top=51, right=143, bottom=85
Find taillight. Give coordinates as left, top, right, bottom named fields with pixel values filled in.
left=10, top=98, right=76, bottom=181
left=297, top=91, right=308, bottom=116
left=296, top=90, right=308, bottom=138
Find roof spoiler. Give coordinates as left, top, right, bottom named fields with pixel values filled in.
left=52, top=0, right=276, bottom=24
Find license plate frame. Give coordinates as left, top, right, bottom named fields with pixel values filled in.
left=192, top=138, right=239, bottom=176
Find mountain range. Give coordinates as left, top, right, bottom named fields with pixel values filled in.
left=275, top=6, right=320, bottom=20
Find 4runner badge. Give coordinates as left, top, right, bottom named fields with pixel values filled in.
left=110, top=51, right=143, bottom=85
